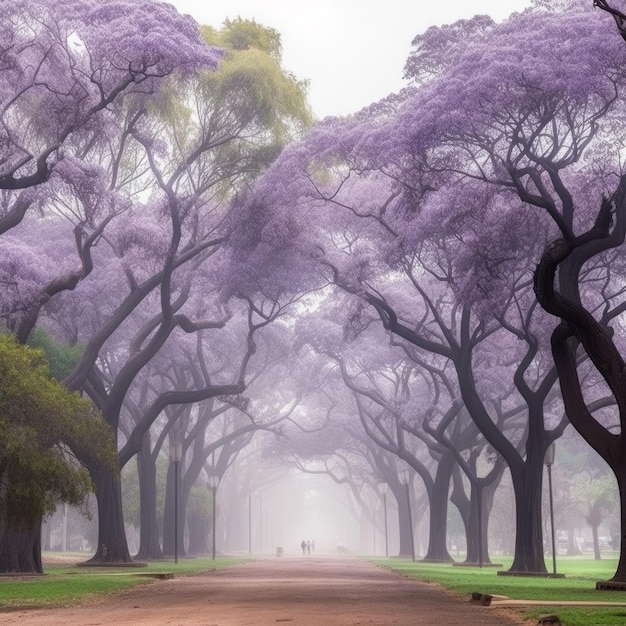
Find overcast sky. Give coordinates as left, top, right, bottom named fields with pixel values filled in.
left=169, top=0, right=533, bottom=119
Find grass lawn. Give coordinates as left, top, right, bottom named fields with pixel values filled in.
left=4, top=552, right=626, bottom=625
left=372, top=555, right=626, bottom=626
left=0, top=553, right=246, bottom=611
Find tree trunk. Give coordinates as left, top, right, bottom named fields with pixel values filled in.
left=451, top=456, right=503, bottom=565
left=464, top=486, right=484, bottom=565
left=162, top=462, right=185, bottom=558
left=507, top=461, right=547, bottom=573
left=84, top=466, right=132, bottom=564
left=464, top=483, right=497, bottom=565
left=422, top=452, right=453, bottom=562
left=0, top=525, right=42, bottom=574
left=533, top=190, right=626, bottom=582
left=566, top=528, right=582, bottom=556
left=135, top=436, right=162, bottom=560
left=392, top=484, right=412, bottom=558
left=591, top=523, right=602, bottom=561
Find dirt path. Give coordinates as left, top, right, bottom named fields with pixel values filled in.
left=1, top=555, right=532, bottom=625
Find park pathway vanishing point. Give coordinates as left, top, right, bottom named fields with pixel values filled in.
left=1, top=555, right=531, bottom=626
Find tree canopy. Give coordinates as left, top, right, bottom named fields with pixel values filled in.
left=5, top=0, right=626, bottom=589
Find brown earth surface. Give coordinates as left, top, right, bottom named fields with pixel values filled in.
left=1, top=555, right=534, bottom=626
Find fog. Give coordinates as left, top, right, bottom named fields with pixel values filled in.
left=42, top=424, right=619, bottom=565
left=250, top=476, right=359, bottom=555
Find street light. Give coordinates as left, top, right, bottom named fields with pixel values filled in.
left=208, top=476, right=219, bottom=560
left=545, top=442, right=557, bottom=575
left=259, top=494, right=263, bottom=553
left=378, top=483, right=389, bottom=558
left=248, top=493, right=252, bottom=555
left=398, top=469, right=415, bottom=561
left=170, top=441, right=182, bottom=564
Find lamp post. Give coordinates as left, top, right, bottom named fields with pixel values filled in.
left=379, top=483, right=389, bottom=558
left=170, top=441, right=182, bottom=564
left=545, top=442, right=557, bottom=575
left=208, top=476, right=218, bottom=560
left=259, top=494, right=263, bottom=553
left=398, top=470, right=415, bottom=561
left=248, top=493, right=252, bottom=555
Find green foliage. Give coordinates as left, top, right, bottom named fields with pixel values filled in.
left=203, top=18, right=282, bottom=60
left=211, top=46, right=310, bottom=133
left=566, top=450, right=618, bottom=529
left=0, top=335, right=116, bottom=532
left=27, top=328, right=83, bottom=381
left=582, top=475, right=617, bottom=528
left=188, top=485, right=212, bottom=517
left=578, top=474, right=617, bottom=507
left=199, top=18, right=312, bottom=146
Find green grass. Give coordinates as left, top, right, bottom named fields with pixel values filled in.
left=0, top=554, right=246, bottom=611
left=372, top=555, right=626, bottom=626
left=5, top=552, right=626, bottom=625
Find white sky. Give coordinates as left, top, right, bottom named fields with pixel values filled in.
left=169, top=0, right=533, bottom=119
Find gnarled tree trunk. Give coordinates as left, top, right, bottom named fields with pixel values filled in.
left=0, top=526, right=42, bottom=574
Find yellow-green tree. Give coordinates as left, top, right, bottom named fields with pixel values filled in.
left=202, top=18, right=311, bottom=136
left=145, top=17, right=311, bottom=204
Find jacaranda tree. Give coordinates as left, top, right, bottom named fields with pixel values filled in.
left=227, top=0, right=626, bottom=579
left=0, top=0, right=223, bottom=571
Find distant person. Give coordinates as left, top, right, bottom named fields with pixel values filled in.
left=311, top=539, right=315, bottom=553
left=300, top=539, right=306, bottom=555
left=306, top=540, right=311, bottom=555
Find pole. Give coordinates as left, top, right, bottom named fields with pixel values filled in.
left=548, top=462, right=557, bottom=575
left=405, top=482, right=416, bottom=562
left=383, top=492, right=388, bottom=558
left=249, top=493, right=252, bottom=555
left=174, top=458, right=179, bottom=564
left=170, top=441, right=182, bottom=564
left=212, top=485, right=217, bottom=560
left=259, top=495, right=263, bottom=554
left=477, top=487, right=483, bottom=568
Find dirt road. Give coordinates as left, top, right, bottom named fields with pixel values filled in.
left=1, top=555, right=531, bottom=625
